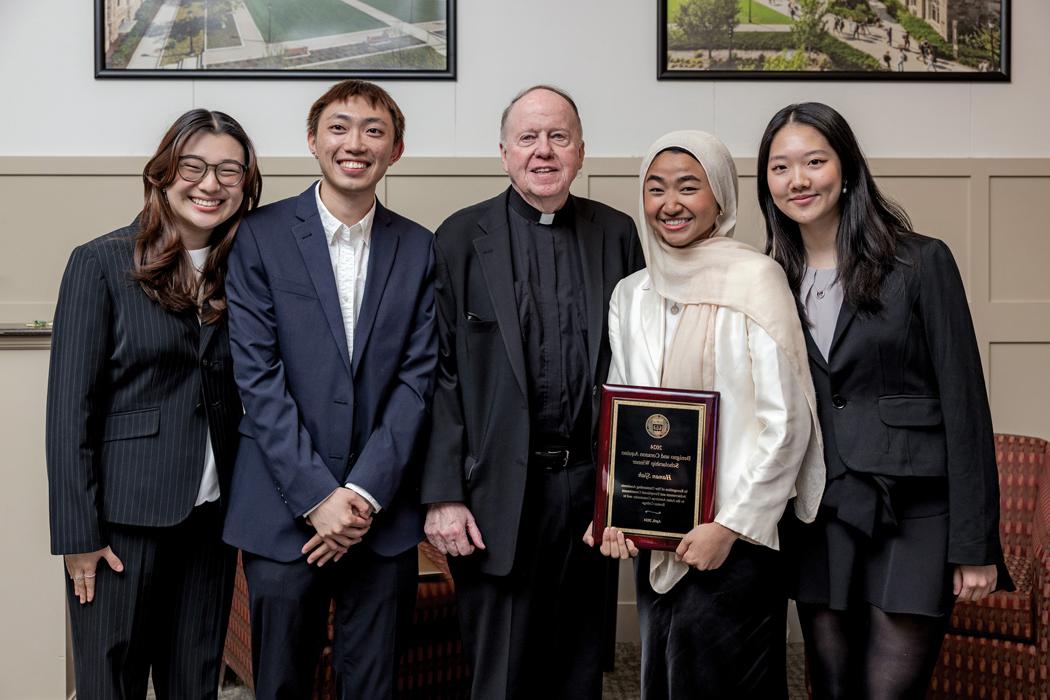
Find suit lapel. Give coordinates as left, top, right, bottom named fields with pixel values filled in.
left=574, top=199, right=606, bottom=381
left=198, top=319, right=218, bottom=358
left=474, top=196, right=527, bottom=399
left=175, top=308, right=200, bottom=340
left=802, top=323, right=829, bottom=373
left=828, top=302, right=856, bottom=359
left=352, top=201, right=399, bottom=377
left=292, top=189, right=351, bottom=375
left=791, top=295, right=829, bottom=372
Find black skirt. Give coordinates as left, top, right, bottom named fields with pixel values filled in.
left=781, top=474, right=954, bottom=617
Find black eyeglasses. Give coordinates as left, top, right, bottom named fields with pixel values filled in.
left=177, top=156, right=247, bottom=187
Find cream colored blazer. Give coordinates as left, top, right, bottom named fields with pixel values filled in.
left=608, top=269, right=812, bottom=550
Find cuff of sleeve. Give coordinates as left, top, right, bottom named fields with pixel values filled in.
left=948, top=538, right=1003, bottom=567
left=714, top=512, right=778, bottom=550
left=345, top=483, right=381, bottom=513
left=302, top=488, right=338, bottom=519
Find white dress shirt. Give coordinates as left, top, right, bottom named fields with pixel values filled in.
left=311, top=183, right=380, bottom=513
left=316, top=183, right=373, bottom=362
left=187, top=247, right=220, bottom=506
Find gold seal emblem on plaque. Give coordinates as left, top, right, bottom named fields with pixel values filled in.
left=645, top=413, right=670, bottom=439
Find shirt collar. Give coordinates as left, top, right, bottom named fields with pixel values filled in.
left=508, top=186, right=575, bottom=227
left=315, top=181, right=376, bottom=246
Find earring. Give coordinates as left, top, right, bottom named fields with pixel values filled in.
left=841, top=182, right=848, bottom=194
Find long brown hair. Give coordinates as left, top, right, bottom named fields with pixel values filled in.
left=134, top=109, right=262, bottom=324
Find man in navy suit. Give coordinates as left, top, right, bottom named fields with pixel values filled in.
left=223, top=80, right=436, bottom=699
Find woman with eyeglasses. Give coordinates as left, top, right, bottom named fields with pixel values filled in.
left=46, top=109, right=261, bottom=698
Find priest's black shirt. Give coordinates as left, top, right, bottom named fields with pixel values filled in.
left=506, top=188, right=590, bottom=446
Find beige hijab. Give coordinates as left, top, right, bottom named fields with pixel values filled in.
left=638, top=131, right=825, bottom=526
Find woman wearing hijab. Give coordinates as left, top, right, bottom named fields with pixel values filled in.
left=586, top=130, right=824, bottom=698
left=758, top=102, right=1009, bottom=699
left=46, top=109, right=261, bottom=698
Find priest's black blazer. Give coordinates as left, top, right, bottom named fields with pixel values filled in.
left=804, top=233, right=1003, bottom=566
left=46, top=225, right=242, bottom=555
left=421, top=189, right=643, bottom=576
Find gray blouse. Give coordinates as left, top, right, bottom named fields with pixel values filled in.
left=800, top=267, right=843, bottom=361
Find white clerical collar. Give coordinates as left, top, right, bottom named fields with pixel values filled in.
left=508, top=186, right=572, bottom=227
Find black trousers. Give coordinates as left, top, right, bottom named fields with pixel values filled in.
left=66, top=502, right=236, bottom=700
left=636, top=542, right=787, bottom=700
left=451, top=460, right=607, bottom=700
left=242, top=543, right=417, bottom=700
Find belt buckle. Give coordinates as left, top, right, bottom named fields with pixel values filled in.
left=536, top=448, right=570, bottom=471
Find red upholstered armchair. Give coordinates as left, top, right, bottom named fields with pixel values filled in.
left=930, top=433, right=1050, bottom=699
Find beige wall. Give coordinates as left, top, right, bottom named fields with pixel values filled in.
left=3, top=156, right=1047, bottom=693
left=6, top=154, right=1046, bottom=437
left=0, top=340, right=66, bottom=699
left=2, top=1, right=1048, bottom=159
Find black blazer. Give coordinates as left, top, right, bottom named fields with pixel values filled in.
left=421, top=189, right=642, bottom=576
left=806, top=233, right=1002, bottom=566
left=46, top=225, right=242, bottom=555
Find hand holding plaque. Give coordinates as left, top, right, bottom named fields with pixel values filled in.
left=592, top=384, right=719, bottom=551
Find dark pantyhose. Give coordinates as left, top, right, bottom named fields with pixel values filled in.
left=798, top=602, right=950, bottom=700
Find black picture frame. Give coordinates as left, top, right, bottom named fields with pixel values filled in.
left=658, top=0, right=1009, bottom=81
left=95, top=0, right=455, bottom=79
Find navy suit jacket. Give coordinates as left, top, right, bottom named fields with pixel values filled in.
left=222, top=186, right=437, bottom=562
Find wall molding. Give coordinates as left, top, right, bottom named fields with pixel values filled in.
left=2, top=155, right=1047, bottom=441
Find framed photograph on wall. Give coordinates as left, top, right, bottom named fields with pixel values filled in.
left=95, top=0, right=455, bottom=79
left=658, top=0, right=1009, bottom=80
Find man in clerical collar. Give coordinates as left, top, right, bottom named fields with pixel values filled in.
left=422, top=85, right=642, bottom=699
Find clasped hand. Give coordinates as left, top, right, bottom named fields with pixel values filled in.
left=302, top=487, right=374, bottom=566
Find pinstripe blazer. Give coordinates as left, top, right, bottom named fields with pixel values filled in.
left=46, top=223, right=242, bottom=555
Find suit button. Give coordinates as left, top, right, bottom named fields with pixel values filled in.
left=592, top=385, right=599, bottom=398
left=831, top=394, right=847, bottom=409
left=200, top=359, right=211, bottom=369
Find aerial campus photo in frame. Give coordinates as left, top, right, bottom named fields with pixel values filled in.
left=659, top=0, right=1009, bottom=80
left=96, top=0, right=454, bottom=78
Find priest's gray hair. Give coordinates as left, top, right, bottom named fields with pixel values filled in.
left=499, top=85, right=584, bottom=145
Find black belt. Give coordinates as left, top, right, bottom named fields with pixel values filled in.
left=531, top=446, right=588, bottom=471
